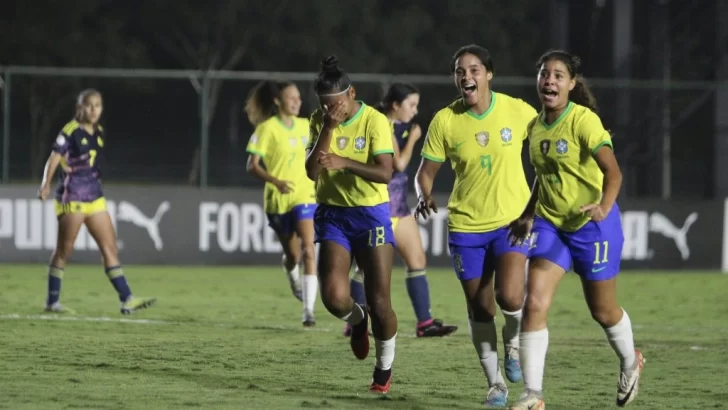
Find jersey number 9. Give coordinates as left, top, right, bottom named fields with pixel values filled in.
left=480, top=155, right=492, bottom=175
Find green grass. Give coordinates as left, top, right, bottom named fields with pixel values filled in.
left=0, top=264, right=727, bottom=410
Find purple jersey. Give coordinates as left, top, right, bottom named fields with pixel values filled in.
left=389, top=121, right=414, bottom=218
left=52, top=120, right=104, bottom=203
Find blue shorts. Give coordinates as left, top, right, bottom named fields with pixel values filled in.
left=266, top=203, right=317, bottom=235
left=448, top=227, right=529, bottom=281
left=314, top=203, right=395, bottom=253
left=529, top=205, right=624, bottom=281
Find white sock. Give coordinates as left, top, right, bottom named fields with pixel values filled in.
left=501, top=309, right=522, bottom=349
left=302, top=275, right=318, bottom=314
left=604, top=309, right=636, bottom=371
left=375, top=334, right=396, bottom=370
left=342, top=302, right=365, bottom=325
left=520, top=328, right=549, bottom=392
left=288, top=264, right=300, bottom=282
left=469, top=319, right=505, bottom=387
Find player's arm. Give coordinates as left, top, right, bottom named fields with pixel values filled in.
left=38, top=133, right=69, bottom=199
left=394, top=124, right=421, bottom=172
left=305, top=111, right=332, bottom=181
left=580, top=113, right=623, bottom=213
left=246, top=155, right=282, bottom=185
left=40, top=152, right=63, bottom=189
left=415, top=114, right=447, bottom=202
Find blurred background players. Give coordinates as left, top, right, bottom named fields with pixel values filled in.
left=346, top=83, right=458, bottom=338
left=507, top=50, right=644, bottom=410
left=415, top=45, right=537, bottom=407
left=245, top=80, right=318, bottom=327
left=305, top=56, right=398, bottom=394
left=37, top=89, right=156, bottom=315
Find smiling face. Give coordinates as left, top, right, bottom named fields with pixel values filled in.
left=454, top=52, right=493, bottom=106
left=276, top=84, right=302, bottom=117
left=537, top=57, right=575, bottom=110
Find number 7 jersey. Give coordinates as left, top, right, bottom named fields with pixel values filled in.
left=421, top=92, right=537, bottom=232
left=52, top=120, right=105, bottom=203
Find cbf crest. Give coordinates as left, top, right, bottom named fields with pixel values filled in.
left=475, top=132, right=489, bottom=147
left=336, top=136, right=349, bottom=150
left=555, top=139, right=568, bottom=155
left=540, top=140, right=550, bottom=155
left=500, top=127, right=512, bottom=143
left=354, top=136, right=367, bottom=152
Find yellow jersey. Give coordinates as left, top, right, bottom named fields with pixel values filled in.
left=421, top=92, right=537, bottom=232
left=529, top=102, right=613, bottom=231
left=308, top=102, right=394, bottom=207
left=246, top=116, right=316, bottom=214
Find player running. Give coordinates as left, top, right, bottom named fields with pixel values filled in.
left=305, top=56, right=398, bottom=394
left=415, top=45, right=537, bottom=407
left=38, top=89, right=156, bottom=315
left=507, top=50, right=644, bottom=410
left=346, top=83, right=458, bottom=338
left=245, top=80, right=318, bottom=327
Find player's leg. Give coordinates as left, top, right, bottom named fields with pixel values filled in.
left=450, top=232, right=508, bottom=407
left=510, top=220, right=569, bottom=410
left=45, top=204, right=85, bottom=313
left=491, top=228, right=529, bottom=382
left=269, top=211, right=303, bottom=301
left=84, top=203, right=156, bottom=314
left=395, top=214, right=457, bottom=337
left=570, top=207, right=643, bottom=407
left=352, top=208, right=397, bottom=394
left=294, top=204, right=318, bottom=327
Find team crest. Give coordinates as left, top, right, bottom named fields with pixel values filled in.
left=500, top=128, right=512, bottom=143
left=301, top=136, right=309, bottom=146
left=556, top=139, right=568, bottom=154
left=289, top=137, right=297, bottom=147
left=336, top=136, right=349, bottom=150
left=475, top=132, right=489, bottom=147
left=354, top=136, right=366, bottom=151
left=540, top=140, right=550, bottom=155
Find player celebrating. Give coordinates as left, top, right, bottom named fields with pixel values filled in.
left=37, top=89, right=156, bottom=315
left=245, top=80, right=318, bottom=327
left=415, top=45, right=537, bottom=407
left=305, top=56, right=398, bottom=394
left=346, top=83, right=458, bottom=338
left=507, top=50, right=644, bottom=410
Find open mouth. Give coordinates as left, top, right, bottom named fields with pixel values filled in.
left=461, top=82, right=477, bottom=98
left=541, top=88, right=558, bottom=102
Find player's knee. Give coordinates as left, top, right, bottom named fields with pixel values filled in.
left=98, top=242, right=119, bottom=261
left=367, top=293, right=393, bottom=319
left=301, top=243, right=316, bottom=262
left=523, top=292, right=551, bottom=319
left=495, top=286, right=525, bottom=312
left=51, top=245, right=73, bottom=264
left=320, top=285, right=350, bottom=317
left=589, top=304, right=621, bottom=328
left=405, top=252, right=426, bottom=272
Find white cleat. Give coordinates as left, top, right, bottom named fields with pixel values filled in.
left=281, top=255, right=303, bottom=302
left=508, top=390, right=545, bottom=410
left=616, top=350, right=645, bottom=407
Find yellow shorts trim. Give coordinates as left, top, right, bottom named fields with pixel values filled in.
left=54, top=197, right=107, bottom=216
left=391, top=217, right=400, bottom=232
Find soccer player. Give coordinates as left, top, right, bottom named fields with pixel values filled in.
left=414, top=44, right=537, bottom=407
left=245, top=80, right=319, bottom=327
left=37, top=89, right=156, bottom=315
left=305, top=56, right=397, bottom=394
left=346, top=83, right=458, bottom=338
left=507, top=50, right=644, bottom=410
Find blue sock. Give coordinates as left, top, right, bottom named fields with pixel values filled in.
left=350, top=269, right=366, bottom=306
left=105, top=266, right=132, bottom=302
left=46, top=266, right=64, bottom=306
left=406, top=269, right=433, bottom=324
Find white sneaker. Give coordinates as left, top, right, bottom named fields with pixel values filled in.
left=616, top=350, right=645, bottom=407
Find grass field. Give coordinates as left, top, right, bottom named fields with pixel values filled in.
left=1, top=264, right=727, bottom=410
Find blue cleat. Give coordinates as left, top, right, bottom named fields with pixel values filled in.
left=485, top=383, right=508, bottom=408
left=504, top=345, right=522, bottom=383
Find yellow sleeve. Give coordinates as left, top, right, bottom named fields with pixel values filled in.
left=246, top=122, right=271, bottom=157
left=421, top=110, right=447, bottom=162
left=520, top=101, right=539, bottom=140
left=307, top=110, right=322, bottom=152
left=577, top=110, right=613, bottom=154
left=369, top=113, right=395, bottom=156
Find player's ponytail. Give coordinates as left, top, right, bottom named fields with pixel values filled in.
left=244, top=80, right=295, bottom=126
left=74, top=89, right=102, bottom=123
left=536, top=50, right=599, bottom=113
left=314, top=55, right=352, bottom=95
left=379, top=83, right=419, bottom=114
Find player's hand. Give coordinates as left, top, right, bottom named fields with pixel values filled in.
left=37, top=184, right=51, bottom=201
left=274, top=180, right=294, bottom=194
left=415, top=195, right=437, bottom=221
left=409, top=124, right=423, bottom=142
left=322, top=101, right=348, bottom=129
left=318, top=151, right=348, bottom=170
left=580, top=203, right=608, bottom=222
left=508, top=214, right=534, bottom=247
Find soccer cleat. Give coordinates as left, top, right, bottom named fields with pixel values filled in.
left=416, top=319, right=458, bottom=337
left=350, top=310, right=370, bottom=360
left=485, top=383, right=509, bottom=408
left=369, top=368, right=392, bottom=394
left=303, top=311, right=316, bottom=328
left=282, top=255, right=303, bottom=302
left=343, top=323, right=353, bottom=337
left=120, top=296, right=156, bottom=315
left=616, top=350, right=645, bottom=407
left=508, top=390, right=545, bottom=410
left=503, top=344, right=522, bottom=383
left=44, top=302, right=76, bottom=315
